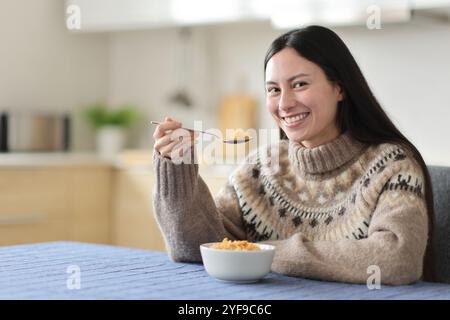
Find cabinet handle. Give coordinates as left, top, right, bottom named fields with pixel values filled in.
left=0, top=213, right=48, bottom=225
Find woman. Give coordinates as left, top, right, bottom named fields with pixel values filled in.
left=152, top=25, right=435, bottom=285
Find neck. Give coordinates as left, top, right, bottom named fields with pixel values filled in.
left=298, top=128, right=341, bottom=149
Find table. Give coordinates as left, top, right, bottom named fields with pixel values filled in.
left=1, top=242, right=450, bottom=300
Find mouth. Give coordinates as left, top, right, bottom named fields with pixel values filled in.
left=281, top=112, right=310, bottom=128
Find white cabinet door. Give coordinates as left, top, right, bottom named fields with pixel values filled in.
left=66, top=0, right=172, bottom=32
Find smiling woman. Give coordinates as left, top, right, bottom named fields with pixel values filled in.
left=265, top=48, right=342, bottom=148
left=152, top=25, right=435, bottom=285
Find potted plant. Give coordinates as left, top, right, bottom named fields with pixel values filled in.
left=83, top=103, right=138, bottom=158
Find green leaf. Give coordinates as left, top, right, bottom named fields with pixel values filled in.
left=83, top=103, right=139, bottom=129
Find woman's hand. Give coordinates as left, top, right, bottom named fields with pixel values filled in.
left=153, top=116, right=198, bottom=162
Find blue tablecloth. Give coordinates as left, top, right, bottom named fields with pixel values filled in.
left=1, top=241, right=450, bottom=300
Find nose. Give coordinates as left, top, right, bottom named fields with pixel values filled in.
left=278, top=89, right=296, bottom=112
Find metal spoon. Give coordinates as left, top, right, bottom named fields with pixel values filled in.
left=150, top=121, right=251, bottom=144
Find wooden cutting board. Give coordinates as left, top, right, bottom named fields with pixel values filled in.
left=217, top=94, right=258, bottom=162
left=218, top=94, right=257, bottom=137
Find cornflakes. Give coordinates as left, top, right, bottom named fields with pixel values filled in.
left=211, top=238, right=260, bottom=251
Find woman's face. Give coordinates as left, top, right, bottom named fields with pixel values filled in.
left=265, top=47, right=343, bottom=148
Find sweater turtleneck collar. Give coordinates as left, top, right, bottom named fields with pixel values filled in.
left=287, top=131, right=367, bottom=175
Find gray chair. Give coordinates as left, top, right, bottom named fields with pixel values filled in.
left=428, top=166, right=450, bottom=283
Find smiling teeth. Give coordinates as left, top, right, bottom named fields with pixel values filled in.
left=284, top=113, right=309, bottom=124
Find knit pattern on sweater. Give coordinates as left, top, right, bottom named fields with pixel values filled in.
left=230, top=139, right=425, bottom=243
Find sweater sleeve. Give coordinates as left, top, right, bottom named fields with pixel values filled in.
left=152, top=152, right=246, bottom=262
left=262, top=162, right=429, bottom=285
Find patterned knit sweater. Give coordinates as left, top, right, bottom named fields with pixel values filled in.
left=152, top=132, right=428, bottom=285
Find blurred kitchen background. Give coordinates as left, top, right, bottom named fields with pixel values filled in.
left=0, top=0, right=449, bottom=250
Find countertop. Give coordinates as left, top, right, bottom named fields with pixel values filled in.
left=0, top=152, right=115, bottom=168
left=0, top=150, right=236, bottom=176
left=1, top=241, right=450, bottom=300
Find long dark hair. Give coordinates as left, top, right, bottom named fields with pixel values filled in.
left=264, top=25, right=435, bottom=282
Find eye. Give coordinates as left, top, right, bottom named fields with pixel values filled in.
left=267, top=87, right=280, bottom=94
left=293, top=81, right=307, bottom=88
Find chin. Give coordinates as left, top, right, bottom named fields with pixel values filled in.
left=283, top=129, right=309, bottom=142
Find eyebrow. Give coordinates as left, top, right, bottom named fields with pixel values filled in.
left=265, top=72, right=310, bottom=85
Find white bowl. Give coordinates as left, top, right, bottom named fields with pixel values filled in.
left=200, top=242, right=276, bottom=283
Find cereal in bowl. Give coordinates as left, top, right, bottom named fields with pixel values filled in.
left=211, top=238, right=260, bottom=251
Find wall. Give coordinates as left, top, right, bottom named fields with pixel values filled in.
left=335, top=23, right=450, bottom=166
left=108, top=20, right=450, bottom=164
left=2, top=0, right=449, bottom=165
left=0, top=0, right=109, bottom=151
left=108, top=22, right=281, bottom=150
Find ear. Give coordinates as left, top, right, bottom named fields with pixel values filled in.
left=334, top=83, right=345, bottom=102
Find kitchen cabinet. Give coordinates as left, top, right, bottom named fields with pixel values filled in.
left=65, top=0, right=266, bottom=32
left=65, top=167, right=112, bottom=243
left=0, top=153, right=231, bottom=250
left=0, top=166, right=112, bottom=246
left=112, top=167, right=229, bottom=251
left=64, top=0, right=425, bottom=33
